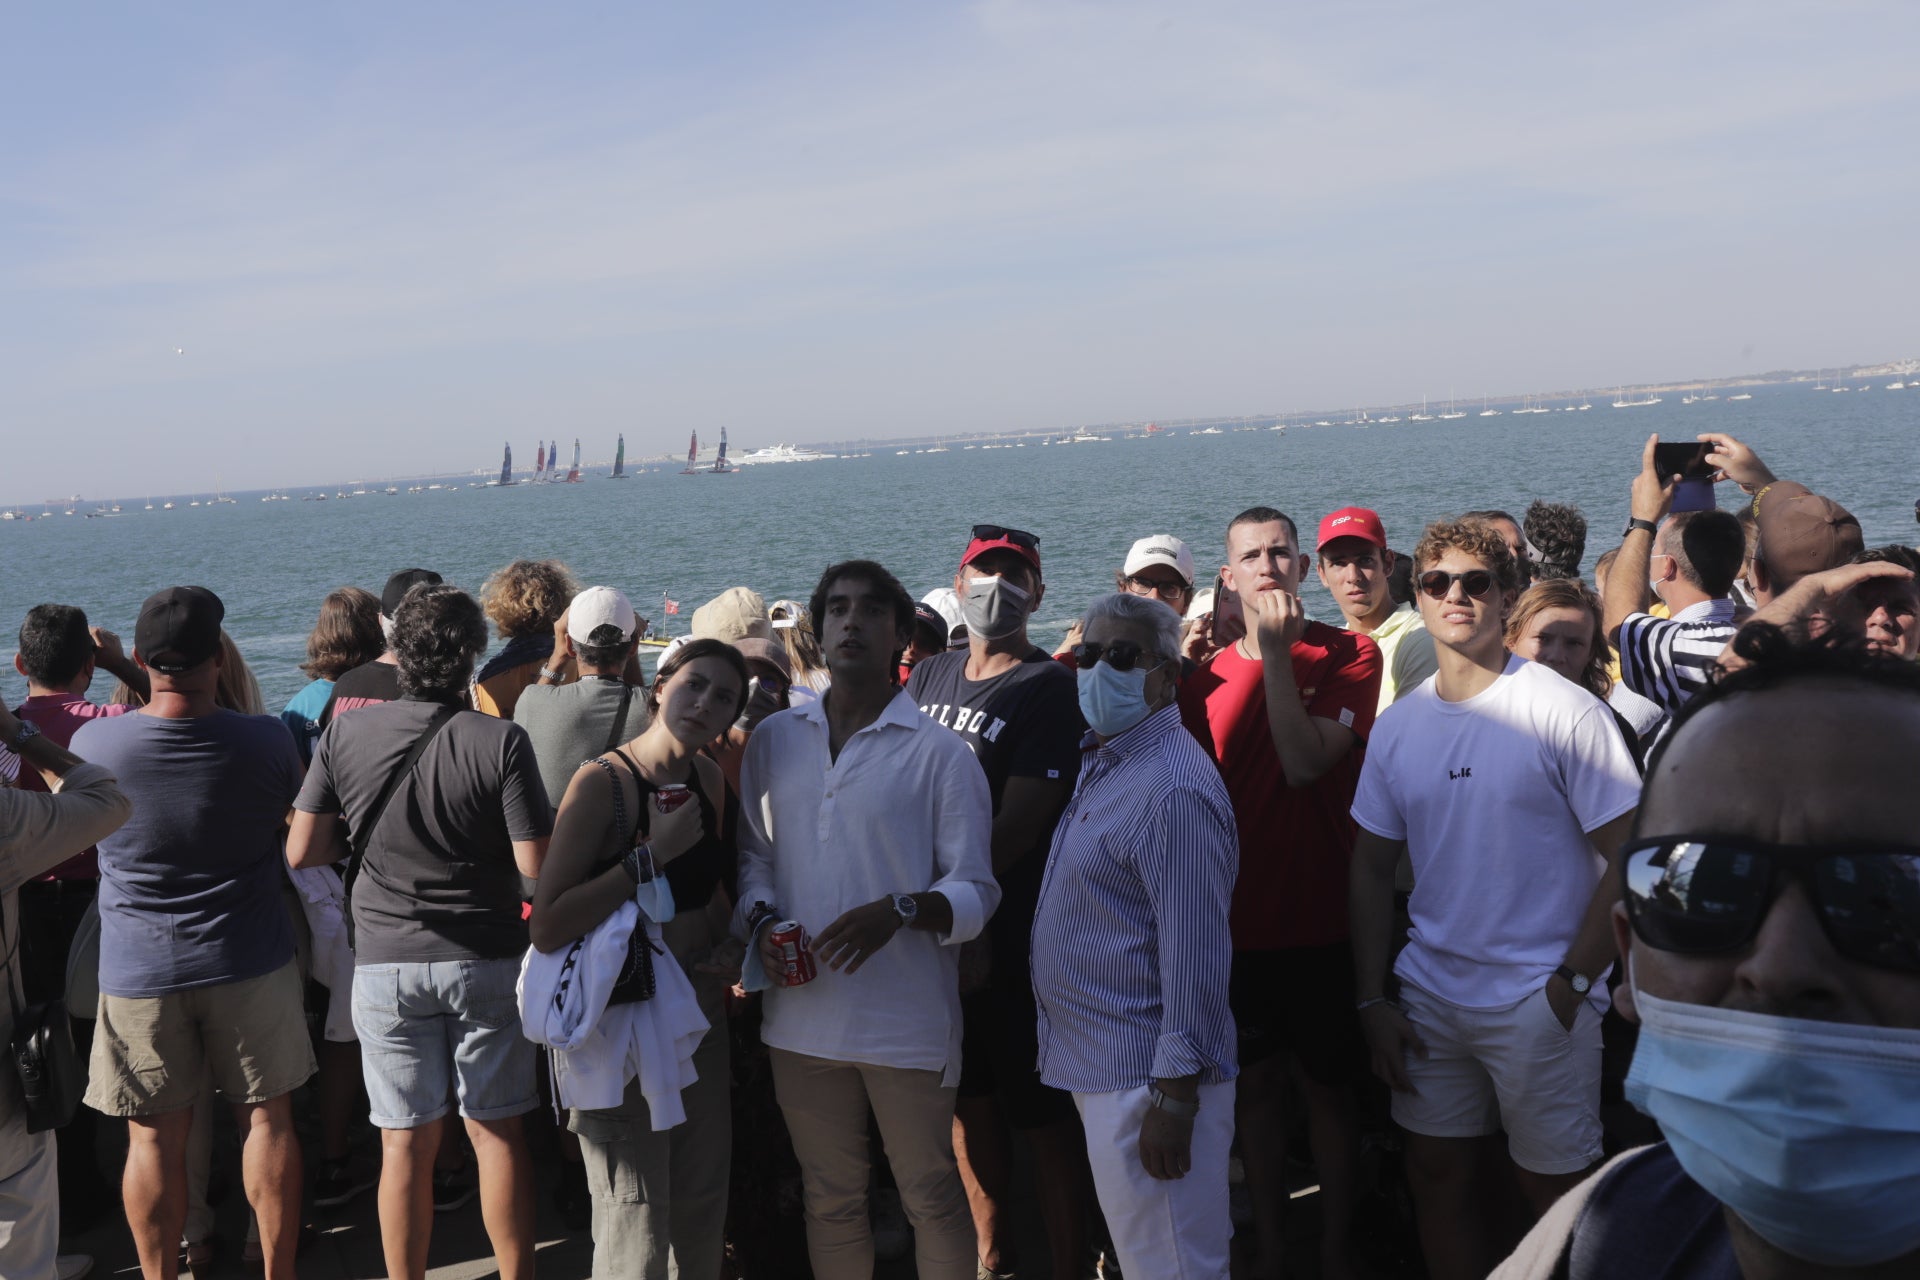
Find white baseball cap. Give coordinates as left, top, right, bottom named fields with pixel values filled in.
left=568, top=586, right=638, bottom=645
left=919, top=587, right=967, bottom=645
left=1123, top=535, right=1195, bottom=586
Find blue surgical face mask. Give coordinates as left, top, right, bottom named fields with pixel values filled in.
left=1624, top=965, right=1920, bottom=1267
left=627, top=845, right=676, bottom=924
left=1077, top=660, right=1154, bottom=739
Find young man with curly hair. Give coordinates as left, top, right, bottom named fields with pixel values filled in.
left=473, top=558, right=580, bottom=718
left=1347, top=518, right=1642, bottom=1280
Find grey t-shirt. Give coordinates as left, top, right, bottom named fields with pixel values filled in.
left=295, top=698, right=552, bottom=964
left=512, top=676, right=651, bottom=808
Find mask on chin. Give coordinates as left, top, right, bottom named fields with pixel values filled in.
left=960, top=575, right=1030, bottom=640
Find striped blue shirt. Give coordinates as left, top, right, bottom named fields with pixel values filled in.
left=1031, top=704, right=1239, bottom=1094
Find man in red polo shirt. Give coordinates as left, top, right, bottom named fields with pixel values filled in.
left=1179, top=506, right=1381, bottom=1280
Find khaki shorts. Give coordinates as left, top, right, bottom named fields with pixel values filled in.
left=86, top=960, right=317, bottom=1117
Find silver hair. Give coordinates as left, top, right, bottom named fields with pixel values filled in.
left=1083, top=591, right=1182, bottom=660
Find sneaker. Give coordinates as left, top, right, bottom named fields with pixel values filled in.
left=432, top=1169, right=478, bottom=1213
left=313, top=1158, right=377, bottom=1209
left=56, top=1256, right=93, bottom=1280
left=871, top=1188, right=910, bottom=1263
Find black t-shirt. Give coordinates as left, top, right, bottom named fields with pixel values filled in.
left=296, top=698, right=553, bottom=963
left=906, top=647, right=1085, bottom=962
left=1549, top=1144, right=1738, bottom=1279
left=321, top=658, right=403, bottom=728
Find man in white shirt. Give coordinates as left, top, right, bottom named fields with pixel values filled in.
left=1348, top=517, right=1641, bottom=1280
left=737, top=558, right=999, bottom=1280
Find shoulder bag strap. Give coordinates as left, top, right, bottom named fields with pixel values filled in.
left=342, top=703, right=460, bottom=948
left=602, top=682, right=635, bottom=755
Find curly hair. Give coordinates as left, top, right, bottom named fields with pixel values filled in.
left=1523, top=501, right=1588, bottom=580
left=1413, top=516, right=1522, bottom=594
left=647, top=637, right=751, bottom=721
left=392, top=585, right=489, bottom=700
left=1505, top=579, right=1612, bottom=698
left=480, top=559, right=578, bottom=641
left=300, top=586, right=384, bottom=681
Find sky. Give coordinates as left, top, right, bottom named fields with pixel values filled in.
left=4, top=1, right=1918, bottom=499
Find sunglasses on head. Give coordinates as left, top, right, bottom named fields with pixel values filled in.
left=1070, top=640, right=1164, bottom=673
left=1123, top=575, right=1187, bottom=601
left=971, top=524, right=1040, bottom=550
left=1417, top=569, right=1497, bottom=601
left=1622, top=836, right=1920, bottom=974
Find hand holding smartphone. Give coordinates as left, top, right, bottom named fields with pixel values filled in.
left=1651, top=440, right=1718, bottom=513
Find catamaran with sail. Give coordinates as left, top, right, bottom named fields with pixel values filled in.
left=494, top=442, right=517, bottom=485
left=533, top=442, right=547, bottom=482
left=609, top=434, right=629, bottom=478
left=707, top=426, right=738, bottom=475
left=564, top=439, right=583, bottom=483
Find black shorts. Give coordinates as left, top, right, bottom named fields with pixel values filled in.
left=956, top=972, right=1075, bottom=1129
left=1228, top=943, right=1368, bottom=1086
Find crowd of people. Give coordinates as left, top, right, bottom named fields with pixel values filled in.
left=1, top=427, right=1916, bottom=1280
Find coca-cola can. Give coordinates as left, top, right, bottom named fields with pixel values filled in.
left=653, top=783, right=691, bottom=815
left=768, top=920, right=816, bottom=987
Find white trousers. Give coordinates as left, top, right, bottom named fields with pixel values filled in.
left=1074, top=1080, right=1236, bottom=1280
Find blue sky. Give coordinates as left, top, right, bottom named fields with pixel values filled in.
left=4, top=1, right=1917, bottom=498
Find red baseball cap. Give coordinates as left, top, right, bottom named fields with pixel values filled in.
left=961, top=524, right=1042, bottom=573
left=1316, top=506, right=1388, bottom=552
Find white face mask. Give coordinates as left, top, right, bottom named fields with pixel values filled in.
left=1625, top=961, right=1920, bottom=1267
left=960, top=575, right=1030, bottom=640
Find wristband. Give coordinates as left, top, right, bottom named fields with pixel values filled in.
left=1355, top=996, right=1392, bottom=1013
left=746, top=901, right=781, bottom=936
left=1622, top=517, right=1658, bottom=539
left=620, top=843, right=655, bottom=885
left=1749, top=483, right=1775, bottom=518
left=1147, top=1085, right=1200, bottom=1118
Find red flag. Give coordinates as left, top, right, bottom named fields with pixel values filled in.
left=662, top=596, right=680, bottom=616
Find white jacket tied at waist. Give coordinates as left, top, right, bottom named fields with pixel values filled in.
left=517, top=900, right=708, bottom=1128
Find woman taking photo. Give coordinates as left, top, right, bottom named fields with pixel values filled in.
left=528, top=639, right=749, bottom=1279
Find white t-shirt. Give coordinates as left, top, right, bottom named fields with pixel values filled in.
left=1351, top=655, right=1640, bottom=1011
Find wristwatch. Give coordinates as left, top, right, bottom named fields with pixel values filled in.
left=5, top=718, right=41, bottom=750
left=1148, top=1085, right=1200, bottom=1118
left=1553, top=964, right=1592, bottom=996
left=891, top=893, right=918, bottom=927
left=1622, top=517, right=1658, bottom=538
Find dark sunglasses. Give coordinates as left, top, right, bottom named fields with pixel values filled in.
left=1070, top=640, right=1165, bottom=673
left=1417, top=569, right=1497, bottom=601
left=1123, top=575, right=1188, bottom=601
left=972, top=524, right=1040, bottom=550
left=1622, top=836, right=1920, bottom=974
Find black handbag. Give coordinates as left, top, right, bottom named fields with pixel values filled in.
left=3, top=906, right=82, bottom=1134
left=588, top=753, right=660, bottom=1005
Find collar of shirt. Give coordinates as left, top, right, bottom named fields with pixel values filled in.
left=1672, top=597, right=1737, bottom=625
left=1370, top=601, right=1422, bottom=642
left=20, top=692, right=92, bottom=711
left=1077, top=703, right=1185, bottom=774
left=790, top=685, right=924, bottom=735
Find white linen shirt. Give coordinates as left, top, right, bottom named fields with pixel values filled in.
left=735, top=688, right=997, bottom=1085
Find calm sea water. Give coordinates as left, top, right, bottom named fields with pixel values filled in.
left=5, top=384, right=1915, bottom=713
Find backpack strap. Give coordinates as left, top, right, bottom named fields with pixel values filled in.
left=601, top=682, right=635, bottom=755
left=342, top=704, right=459, bottom=949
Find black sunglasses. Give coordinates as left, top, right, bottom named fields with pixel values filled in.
left=1123, top=575, right=1188, bottom=601
left=1622, top=836, right=1920, bottom=974
left=972, top=524, right=1041, bottom=550
left=1070, top=640, right=1164, bottom=673
left=1417, top=569, right=1497, bottom=601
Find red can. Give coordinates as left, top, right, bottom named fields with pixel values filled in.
left=768, top=920, right=816, bottom=987
left=653, top=783, right=691, bottom=815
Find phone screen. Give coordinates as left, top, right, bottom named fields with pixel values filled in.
left=1652, top=441, right=1717, bottom=512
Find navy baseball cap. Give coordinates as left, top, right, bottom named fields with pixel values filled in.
left=134, top=586, right=225, bottom=673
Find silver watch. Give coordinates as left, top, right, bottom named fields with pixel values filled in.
left=891, top=893, right=918, bottom=926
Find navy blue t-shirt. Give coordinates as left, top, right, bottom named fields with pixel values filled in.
left=73, top=709, right=304, bottom=998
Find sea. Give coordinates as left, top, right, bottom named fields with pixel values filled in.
left=4, top=383, right=1915, bottom=714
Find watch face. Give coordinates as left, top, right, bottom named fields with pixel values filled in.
left=1572, top=974, right=1591, bottom=993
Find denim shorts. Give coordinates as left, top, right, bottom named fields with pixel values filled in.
left=351, top=958, right=537, bottom=1129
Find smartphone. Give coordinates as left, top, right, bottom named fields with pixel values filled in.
left=1652, top=441, right=1717, bottom=513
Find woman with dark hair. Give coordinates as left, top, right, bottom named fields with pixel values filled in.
left=528, top=638, right=750, bottom=1280
left=1506, top=578, right=1644, bottom=769
left=281, top=587, right=383, bottom=766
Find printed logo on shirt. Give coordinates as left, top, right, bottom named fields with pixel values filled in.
left=1448, top=766, right=1473, bottom=781
left=919, top=702, right=1009, bottom=745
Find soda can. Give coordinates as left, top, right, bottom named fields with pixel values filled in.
left=768, top=920, right=816, bottom=987
left=654, top=783, right=691, bottom=815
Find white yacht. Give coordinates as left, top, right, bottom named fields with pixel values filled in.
left=738, top=443, right=834, bottom=464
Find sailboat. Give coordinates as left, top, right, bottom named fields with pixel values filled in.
left=1612, top=386, right=1662, bottom=408
left=1479, top=396, right=1501, bottom=417
left=679, top=431, right=702, bottom=475
left=707, top=426, right=738, bottom=476
left=609, top=434, right=628, bottom=478
left=496, top=442, right=517, bottom=485
left=533, top=442, right=547, bottom=482
left=564, top=439, right=583, bottom=483
left=1438, top=390, right=1466, bottom=420
left=1410, top=396, right=1433, bottom=422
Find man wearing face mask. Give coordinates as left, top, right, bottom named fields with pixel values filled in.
left=904, top=524, right=1090, bottom=1280
left=1177, top=505, right=1381, bottom=1280
left=1032, top=592, right=1239, bottom=1278
left=1495, top=626, right=1920, bottom=1279
left=1602, top=438, right=1747, bottom=719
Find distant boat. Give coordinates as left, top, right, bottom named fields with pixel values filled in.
left=1193, top=426, right=1224, bottom=435
left=1439, top=390, right=1466, bottom=420
left=533, top=442, right=547, bottom=482
left=564, top=438, right=583, bottom=483
left=609, top=434, right=629, bottom=478
left=1479, top=396, right=1501, bottom=417
left=1888, top=382, right=1908, bottom=391
left=1612, top=387, right=1661, bottom=408
left=1061, top=428, right=1106, bottom=444
left=497, top=442, right=517, bottom=486
left=1728, top=392, right=1753, bottom=401
left=699, top=426, right=739, bottom=475
left=1410, top=396, right=1433, bottom=422
left=680, top=431, right=702, bottom=475
left=738, top=443, right=834, bottom=463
